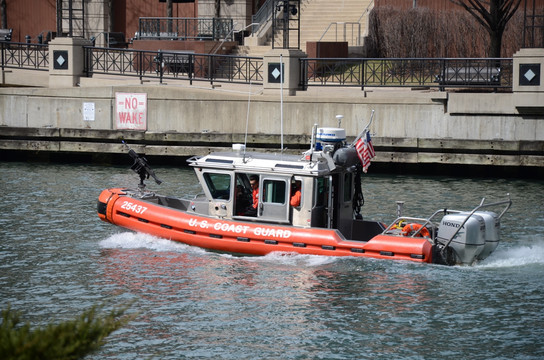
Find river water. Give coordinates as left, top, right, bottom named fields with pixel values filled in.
left=1, top=161, right=543, bottom=359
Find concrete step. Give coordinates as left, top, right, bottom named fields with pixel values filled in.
left=232, top=45, right=271, bottom=57
left=299, top=0, right=372, bottom=51
left=238, top=0, right=374, bottom=55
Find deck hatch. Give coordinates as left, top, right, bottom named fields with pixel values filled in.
left=264, top=240, right=278, bottom=245
left=322, top=245, right=336, bottom=250
left=138, top=218, right=149, bottom=223
left=410, top=254, right=425, bottom=259
left=161, top=224, right=173, bottom=229
left=293, top=242, right=306, bottom=248
left=118, top=211, right=130, bottom=218
left=380, top=251, right=394, bottom=256
left=184, top=229, right=196, bottom=234
left=351, top=248, right=365, bottom=253
left=210, top=234, right=223, bottom=239
left=237, top=237, right=250, bottom=242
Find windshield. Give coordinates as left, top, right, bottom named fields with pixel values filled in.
left=203, top=172, right=231, bottom=200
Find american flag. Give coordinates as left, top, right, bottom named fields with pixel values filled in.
left=355, top=131, right=375, bottom=173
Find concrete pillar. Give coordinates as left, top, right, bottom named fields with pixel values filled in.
left=514, top=48, right=544, bottom=92
left=263, top=48, right=307, bottom=96
left=512, top=48, right=544, bottom=114
left=48, top=37, right=92, bottom=88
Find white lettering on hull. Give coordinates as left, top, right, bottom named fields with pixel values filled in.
left=188, top=218, right=292, bottom=239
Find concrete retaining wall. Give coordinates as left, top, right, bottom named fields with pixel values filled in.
left=0, top=84, right=543, bottom=170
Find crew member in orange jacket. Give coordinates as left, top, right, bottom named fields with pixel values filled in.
left=290, top=181, right=301, bottom=207
left=249, top=175, right=259, bottom=214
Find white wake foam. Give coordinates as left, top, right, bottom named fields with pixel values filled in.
left=100, top=232, right=337, bottom=266
left=477, top=241, right=544, bottom=268
left=99, top=231, right=206, bottom=254
left=100, top=232, right=544, bottom=269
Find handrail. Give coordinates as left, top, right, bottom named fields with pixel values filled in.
left=137, top=17, right=234, bottom=41
left=318, top=0, right=374, bottom=46
left=300, top=57, right=514, bottom=91
left=318, top=22, right=361, bottom=45
left=211, top=22, right=259, bottom=53
left=83, top=46, right=263, bottom=86
left=251, top=0, right=275, bottom=35
left=357, top=0, right=374, bottom=23
left=0, top=41, right=49, bottom=71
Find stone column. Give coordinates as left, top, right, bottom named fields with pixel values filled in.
left=49, top=37, right=92, bottom=88
left=263, top=48, right=307, bottom=96
left=512, top=48, right=544, bottom=113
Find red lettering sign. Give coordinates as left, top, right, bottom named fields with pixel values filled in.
left=115, top=93, right=147, bottom=130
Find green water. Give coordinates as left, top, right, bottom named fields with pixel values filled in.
left=1, top=162, right=543, bottom=359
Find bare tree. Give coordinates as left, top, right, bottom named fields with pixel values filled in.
left=1, top=0, right=6, bottom=29
left=215, top=0, right=221, bottom=18
left=450, top=0, right=521, bottom=57
left=108, top=0, right=113, bottom=32
left=167, top=0, right=173, bottom=17
left=167, top=0, right=173, bottom=34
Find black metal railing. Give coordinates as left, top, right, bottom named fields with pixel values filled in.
left=1, top=43, right=513, bottom=92
left=84, top=46, right=263, bottom=85
left=136, top=17, right=234, bottom=41
left=1, top=41, right=49, bottom=71
left=300, top=58, right=513, bottom=91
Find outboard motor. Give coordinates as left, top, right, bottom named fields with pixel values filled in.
left=436, top=213, right=486, bottom=265
left=474, top=211, right=501, bottom=260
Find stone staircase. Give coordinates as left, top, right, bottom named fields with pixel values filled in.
left=235, top=0, right=374, bottom=56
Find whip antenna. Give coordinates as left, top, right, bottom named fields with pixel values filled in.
left=280, top=54, right=284, bottom=158
left=244, top=81, right=252, bottom=159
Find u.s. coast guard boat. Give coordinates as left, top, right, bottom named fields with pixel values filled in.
left=97, top=117, right=511, bottom=265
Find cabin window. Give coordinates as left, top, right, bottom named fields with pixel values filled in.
left=343, top=173, right=352, bottom=202
left=263, top=179, right=286, bottom=204
left=203, top=172, right=231, bottom=200
left=234, top=173, right=254, bottom=216
left=290, top=180, right=302, bottom=207
left=314, top=177, right=329, bottom=207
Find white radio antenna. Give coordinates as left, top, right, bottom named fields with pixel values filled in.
left=243, top=81, right=253, bottom=159
left=280, top=54, right=284, bottom=158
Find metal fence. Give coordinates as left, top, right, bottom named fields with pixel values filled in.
left=300, top=58, right=513, bottom=90
left=0, top=41, right=49, bottom=71
left=136, top=17, right=234, bottom=41
left=1, top=42, right=515, bottom=92
left=84, top=47, right=264, bottom=85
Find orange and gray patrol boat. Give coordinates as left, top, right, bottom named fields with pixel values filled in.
left=98, top=118, right=511, bottom=266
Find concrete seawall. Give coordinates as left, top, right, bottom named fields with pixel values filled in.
left=1, top=83, right=543, bottom=175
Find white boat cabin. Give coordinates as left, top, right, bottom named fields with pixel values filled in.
left=186, top=144, right=383, bottom=242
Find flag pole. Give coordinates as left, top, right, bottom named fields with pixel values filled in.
left=351, top=109, right=375, bottom=147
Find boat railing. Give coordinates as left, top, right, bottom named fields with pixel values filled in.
left=383, top=194, right=511, bottom=243
left=383, top=216, right=437, bottom=239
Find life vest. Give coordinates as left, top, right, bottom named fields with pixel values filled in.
left=401, top=223, right=430, bottom=238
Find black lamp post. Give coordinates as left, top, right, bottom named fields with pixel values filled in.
left=273, top=0, right=300, bottom=49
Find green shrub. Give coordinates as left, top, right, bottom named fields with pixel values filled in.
left=0, top=305, right=134, bottom=360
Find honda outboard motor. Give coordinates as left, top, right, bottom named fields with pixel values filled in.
left=474, top=211, right=501, bottom=260
left=436, top=213, right=486, bottom=265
